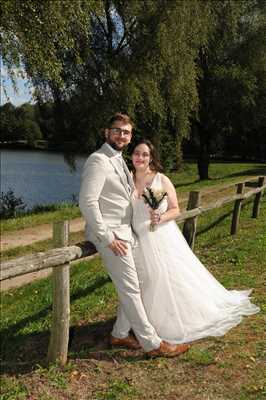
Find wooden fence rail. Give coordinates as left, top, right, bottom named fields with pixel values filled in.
left=0, top=176, right=265, bottom=365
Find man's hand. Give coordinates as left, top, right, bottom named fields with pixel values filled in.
left=108, top=239, right=128, bottom=256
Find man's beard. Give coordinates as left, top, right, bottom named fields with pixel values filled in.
left=107, top=140, right=127, bottom=152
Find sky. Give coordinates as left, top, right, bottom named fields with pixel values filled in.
left=1, top=64, right=34, bottom=107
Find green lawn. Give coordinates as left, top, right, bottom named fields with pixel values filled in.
left=1, top=192, right=265, bottom=399
left=168, top=161, right=266, bottom=192
left=1, top=204, right=81, bottom=233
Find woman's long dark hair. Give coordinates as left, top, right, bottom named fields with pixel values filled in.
left=131, top=139, right=163, bottom=173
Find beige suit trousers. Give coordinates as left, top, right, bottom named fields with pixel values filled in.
left=95, top=240, right=161, bottom=352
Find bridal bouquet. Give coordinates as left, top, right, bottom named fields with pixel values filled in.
left=142, top=187, right=167, bottom=231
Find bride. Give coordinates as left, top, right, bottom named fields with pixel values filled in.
left=131, top=139, right=260, bottom=344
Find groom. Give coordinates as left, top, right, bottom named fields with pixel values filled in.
left=79, top=112, right=189, bottom=357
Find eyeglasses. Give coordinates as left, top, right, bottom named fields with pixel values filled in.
left=109, top=127, right=132, bottom=136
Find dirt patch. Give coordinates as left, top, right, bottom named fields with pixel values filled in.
left=1, top=217, right=85, bottom=251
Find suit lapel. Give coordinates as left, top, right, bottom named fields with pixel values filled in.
left=101, top=143, right=134, bottom=197
left=110, top=156, right=130, bottom=196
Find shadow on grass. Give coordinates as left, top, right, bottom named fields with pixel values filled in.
left=0, top=316, right=144, bottom=376
left=0, top=276, right=111, bottom=374
left=173, top=165, right=265, bottom=189
left=196, top=209, right=232, bottom=237
left=69, top=319, right=145, bottom=363
left=174, top=179, right=201, bottom=189
left=70, top=275, right=111, bottom=303
left=196, top=199, right=254, bottom=238
left=0, top=276, right=110, bottom=345
left=213, top=166, right=266, bottom=181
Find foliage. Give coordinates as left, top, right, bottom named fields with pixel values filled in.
left=0, top=189, right=26, bottom=218
left=1, top=0, right=215, bottom=163
left=1, top=1, right=266, bottom=171
left=20, top=119, right=42, bottom=146
left=0, top=102, right=44, bottom=145
left=191, top=0, right=266, bottom=178
left=0, top=189, right=77, bottom=221
left=0, top=0, right=96, bottom=85
left=0, top=376, right=28, bottom=400
left=0, top=102, right=19, bottom=142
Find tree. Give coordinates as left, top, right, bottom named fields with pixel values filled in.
left=17, top=119, right=42, bottom=146
left=6, top=1, right=265, bottom=173
left=37, top=102, right=56, bottom=141
left=0, top=0, right=96, bottom=85
left=192, top=0, right=266, bottom=178
left=24, top=0, right=215, bottom=167
left=0, top=102, right=44, bottom=145
left=0, top=102, right=18, bottom=142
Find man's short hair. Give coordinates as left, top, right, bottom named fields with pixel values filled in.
left=108, top=112, right=134, bottom=129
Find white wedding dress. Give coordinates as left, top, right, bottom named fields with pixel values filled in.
left=132, top=173, right=260, bottom=344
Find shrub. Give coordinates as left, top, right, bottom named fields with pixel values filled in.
left=0, top=189, right=26, bottom=218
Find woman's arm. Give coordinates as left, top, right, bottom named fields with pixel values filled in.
left=149, top=174, right=180, bottom=225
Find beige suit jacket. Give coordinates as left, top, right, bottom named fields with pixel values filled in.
left=79, top=143, right=135, bottom=247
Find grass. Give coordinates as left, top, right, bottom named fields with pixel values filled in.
left=1, top=161, right=265, bottom=234
left=168, top=161, right=266, bottom=193
left=183, top=347, right=215, bottom=366
left=0, top=191, right=265, bottom=399
left=1, top=203, right=81, bottom=233
left=94, top=378, right=139, bottom=399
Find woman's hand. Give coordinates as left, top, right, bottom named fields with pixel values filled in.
left=149, top=209, right=161, bottom=225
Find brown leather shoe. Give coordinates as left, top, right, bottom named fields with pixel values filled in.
left=110, top=334, right=141, bottom=350
left=146, top=341, right=190, bottom=358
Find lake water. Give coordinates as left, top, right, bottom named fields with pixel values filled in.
left=0, top=149, right=87, bottom=209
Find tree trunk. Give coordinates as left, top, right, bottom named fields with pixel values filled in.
left=197, top=125, right=210, bottom=180
left=197, top=151, right=210, bottom=180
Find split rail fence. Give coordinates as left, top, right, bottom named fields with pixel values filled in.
left=1, top=176, right=265, bottom=366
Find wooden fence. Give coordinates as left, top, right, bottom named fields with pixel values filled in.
left=1, top=176, right=265, bottom=366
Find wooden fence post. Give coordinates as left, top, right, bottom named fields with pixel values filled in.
left=252, top=176, right=265, bottom=218
left=47, top=221, right=70, bottom=366
left=231, top=183, right=245, bottom=235
left=182, top=191, right=201, bottom=249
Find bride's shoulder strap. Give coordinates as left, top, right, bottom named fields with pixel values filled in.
left=155, top=172, right=164, bottom=189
